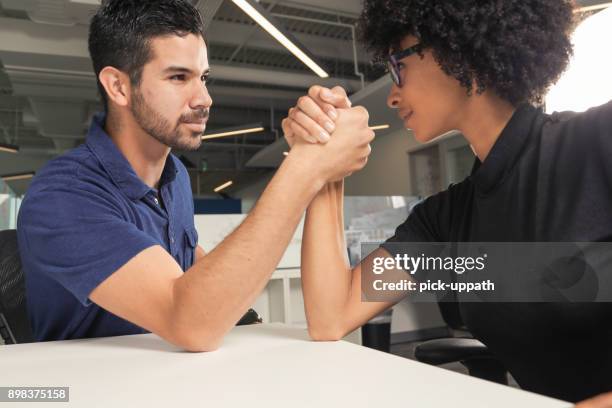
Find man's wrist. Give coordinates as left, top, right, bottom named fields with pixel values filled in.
left=284, top=145, right=327, bottom=192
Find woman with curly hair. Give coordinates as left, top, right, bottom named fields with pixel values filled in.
left=281, top=0, right=612, bottom=405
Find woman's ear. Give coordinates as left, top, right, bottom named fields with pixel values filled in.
left=98, top=67, right=131, bottom=108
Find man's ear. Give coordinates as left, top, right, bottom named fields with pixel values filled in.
left=99, top=66, right=131, bottom=108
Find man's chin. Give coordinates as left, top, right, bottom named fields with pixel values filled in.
left=177, top=138, right=202, bottom=151
left=166, top=138, right=201, bottom=152
left=169, top=129, right=203, bottom=151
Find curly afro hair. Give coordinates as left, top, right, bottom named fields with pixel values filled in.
left=358, top=0, right=576, bottom=106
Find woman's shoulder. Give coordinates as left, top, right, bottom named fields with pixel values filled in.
left=545, top=99, right=612, bottom=137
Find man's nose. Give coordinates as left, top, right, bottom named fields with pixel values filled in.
left=191, top=83, right=213, bottom=110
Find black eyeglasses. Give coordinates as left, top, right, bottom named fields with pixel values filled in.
left=387, top=43, right=423, bottom=88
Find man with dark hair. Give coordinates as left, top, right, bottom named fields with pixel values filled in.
left=16, top=0, right=374, bottom=352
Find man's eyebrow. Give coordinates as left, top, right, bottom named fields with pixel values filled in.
left=163, top=66, right=211, bottom=76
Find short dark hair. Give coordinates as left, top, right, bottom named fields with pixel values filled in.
left=358, top=0, right=576, bottom=106
left=88, top=0, right=206, bottom=110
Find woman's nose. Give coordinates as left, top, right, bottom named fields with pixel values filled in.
left=387, top=84, right=401, bottom=109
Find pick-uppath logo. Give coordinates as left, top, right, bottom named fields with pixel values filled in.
left=360, top=242, right=606, bottom=303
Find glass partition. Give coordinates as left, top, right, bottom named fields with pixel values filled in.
left=343, top=196, right=422, bottom=266
left=0, top=178, right=20, bottom=231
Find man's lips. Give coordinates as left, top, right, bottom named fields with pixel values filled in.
left=183, top=117, right=208, bottom=125
left=182, top=117, right=208, bottom=131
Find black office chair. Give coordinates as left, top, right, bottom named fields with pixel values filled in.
left=0, top=229, right=34, bottom=344
left=414, top=297, right=508, bottom=385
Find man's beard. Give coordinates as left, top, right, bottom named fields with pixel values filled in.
left=130, top=89, right=208, bottom=152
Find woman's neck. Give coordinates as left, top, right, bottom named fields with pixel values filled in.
left=458, top=94, right=517, bottom=163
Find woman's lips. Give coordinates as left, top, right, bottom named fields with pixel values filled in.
left=401, top=111, right=413, bottom=126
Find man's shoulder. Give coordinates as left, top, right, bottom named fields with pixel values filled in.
left=27, top=143, right=105, bottom=193
left=20, top=144, right=121, bottom=221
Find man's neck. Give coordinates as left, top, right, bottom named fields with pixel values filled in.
left=104, top=111, right=170, bottom=190
left=458, top=94, right=516, bottom=163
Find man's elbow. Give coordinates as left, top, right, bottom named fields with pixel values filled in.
left=182, top=339, right=222, bottom=353
left=172, top=330, right=224, bottom=353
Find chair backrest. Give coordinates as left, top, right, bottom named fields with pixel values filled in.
left=437, top=299, right=466, bottom=331
left=436, top=285, right=466, bottom=331
left=0, top=229, right=34, bottom=344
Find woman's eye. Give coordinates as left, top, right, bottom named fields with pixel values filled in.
left=398, top=62, right=406, bottom=70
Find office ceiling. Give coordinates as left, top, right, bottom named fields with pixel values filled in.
left=0, top=0, right=607, bottom=196
left=0, top=0, right=387, bottom=196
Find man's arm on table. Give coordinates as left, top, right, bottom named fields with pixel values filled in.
left=89, top=108, right=373, bottom=353
left=195, top=245, right=206, bottom=262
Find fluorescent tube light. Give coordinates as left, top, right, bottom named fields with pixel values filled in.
left=202, top=126, right=265, bottom=140
left=214, top=180, right=233, bottom=193
left=231, top=0, right=329, bottom=78
left=0, top=143, right=19, bottom=154
left=2, top=172, right=35, bottom=181
left=575, top=2, right=612, bottom=12
left=369, top=124, right=390, bottom=131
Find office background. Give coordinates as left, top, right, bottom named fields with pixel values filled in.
left=0, top=0, right=610, bottom=387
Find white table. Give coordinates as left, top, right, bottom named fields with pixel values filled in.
left=0, top=324, right=572, bottom=408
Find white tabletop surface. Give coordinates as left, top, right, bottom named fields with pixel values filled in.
left=0, top=324, right=572, bottom=408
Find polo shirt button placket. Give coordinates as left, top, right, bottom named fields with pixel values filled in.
left=169, top=224, right=175, bottom=253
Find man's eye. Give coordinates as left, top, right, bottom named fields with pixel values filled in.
left=397, top=62, right=406, bottom=70
left=201, top=74, right=210, bottom=83
left=170, top=74, right=186, bottom=81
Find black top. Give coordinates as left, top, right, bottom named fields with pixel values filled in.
left=383, top=101, right=612, bottom=402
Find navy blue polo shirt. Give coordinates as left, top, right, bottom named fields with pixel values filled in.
left=17, top=113, right=199, bottom=342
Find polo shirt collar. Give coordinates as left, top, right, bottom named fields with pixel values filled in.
left=470, top=104, right=545, bottom=194
left=85, top=112, right=179, bottom=200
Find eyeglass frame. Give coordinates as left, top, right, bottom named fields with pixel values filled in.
left=387, top=43, right=424, bottom=88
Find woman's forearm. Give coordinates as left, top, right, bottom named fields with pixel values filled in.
left=301, top=180, right=352, bottom=339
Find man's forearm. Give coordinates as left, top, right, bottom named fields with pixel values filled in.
left=301, top=180, right=352, bottom=339
left=171, top=151, right=325, bottom=349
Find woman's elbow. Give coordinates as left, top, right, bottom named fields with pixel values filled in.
left=308, top=324, right=346, bottom=342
